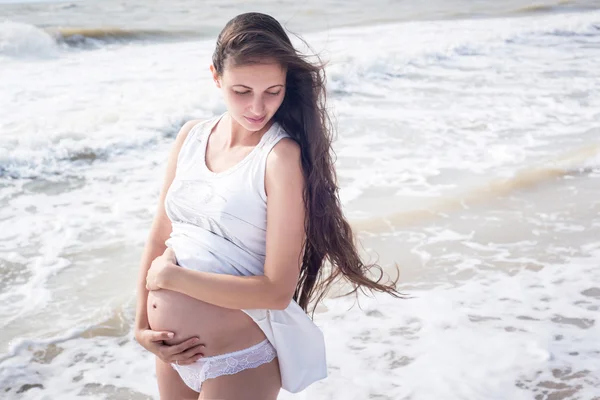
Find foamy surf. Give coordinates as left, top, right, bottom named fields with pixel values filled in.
left=0, top=21, right=58, bottom=57
left=0, top=22, right=208, bottom=58
left=1, top=245, right=599, bottom=399
left=353, top=142, right=600, bottom=233
left=52, top=27, right=204, bottom=47
left=1, top=5, right=599, bottom=400
left=1, top=11, right=599, bottom=180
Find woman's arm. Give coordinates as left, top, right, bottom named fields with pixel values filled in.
left=134, top=119, right=203, bottom=331
left=149, top=138, right=305, bottom=311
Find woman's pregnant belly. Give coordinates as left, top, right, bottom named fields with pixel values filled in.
left=147, top=288, right=267, bottom=357
left=146, top=241, right=267, bottom=357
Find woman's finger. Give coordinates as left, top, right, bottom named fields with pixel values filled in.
left=178, top=343, right=206, bottom=360
left=149, top=330, right=174, bottom=342
left=176, top=350, right=205, bottom=366
left=165, top=337, right=204, bottom=358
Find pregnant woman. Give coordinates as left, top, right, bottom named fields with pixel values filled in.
left=134, top=12, right=402, bottom=400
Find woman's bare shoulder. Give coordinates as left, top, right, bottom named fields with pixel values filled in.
left=266, top=138, right=303, bottom=188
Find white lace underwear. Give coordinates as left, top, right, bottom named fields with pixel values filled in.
left=171, top=338, right=278, bottom=392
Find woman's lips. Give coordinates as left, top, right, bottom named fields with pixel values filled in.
left=244, top=115, right=266, bottom=124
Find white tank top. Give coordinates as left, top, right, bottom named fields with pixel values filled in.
left=164, top=113, right=291, bottom=274
left=163, top=113, right=328, bottom=393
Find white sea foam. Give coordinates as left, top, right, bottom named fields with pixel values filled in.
left=1, top=245, right=598, bottom=399
left=0, top=21, right=58, bottom=57
left=1, top=8, right=599, bottom=400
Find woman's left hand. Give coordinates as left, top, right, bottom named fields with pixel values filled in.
left=146, top=250, right=177, bottom=291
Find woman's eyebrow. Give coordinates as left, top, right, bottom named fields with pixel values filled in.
left=232, top=84, right=284, bottom=89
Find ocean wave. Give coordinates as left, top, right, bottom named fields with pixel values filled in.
left=0, top=105, right=206, bottom=180
left=3, top=11, right=599, bottom=180
left=2, top=8, right=598, bottom=58
left=353, top=141, right=600, bottom=234
left=543, top=22, right=600, bottom=37
left=0, top=149, right=108, bottom=180
left=0, top=123, right=183, bottom=180
left=508, top=0, right=600, bottom=16
left=0, top=21, right=207, bottom=57
left=0, top=21, right=59, bottom=58
left=327, top=12, right=599, bottom=93
left=1, top=143, right=128, bottom=180
left=51, top=27, right=203, bottom=47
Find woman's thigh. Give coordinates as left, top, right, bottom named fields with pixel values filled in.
left=198, top=357, right=281, bottom=400
left=155, top=357, right=199, bottom=400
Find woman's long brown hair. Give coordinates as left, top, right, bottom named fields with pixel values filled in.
left=212, top=12, right=405, bottom=318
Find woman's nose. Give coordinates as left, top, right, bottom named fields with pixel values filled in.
left=251, top=96, right=265, bottom=114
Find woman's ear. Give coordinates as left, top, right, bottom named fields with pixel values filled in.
left=209, top=65, right=221, bottom=88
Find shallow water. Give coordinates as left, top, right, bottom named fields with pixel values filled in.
left=1, top=1, right=599, bottom=399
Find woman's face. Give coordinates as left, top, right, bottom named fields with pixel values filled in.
left=212, top=61, right=287, bottom=132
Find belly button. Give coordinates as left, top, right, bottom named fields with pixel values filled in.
left=152, top=304, right=157, bottom=309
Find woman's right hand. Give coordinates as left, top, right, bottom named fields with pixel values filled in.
left=135, top=328, right=206, bottom=365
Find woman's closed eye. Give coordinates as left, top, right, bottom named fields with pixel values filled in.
left=233, top=90, right=281, bottom=96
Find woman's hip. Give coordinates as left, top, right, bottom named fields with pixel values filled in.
left=170, top=338, right=281, bottom=398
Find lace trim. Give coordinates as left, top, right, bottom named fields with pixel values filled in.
left=172, top=339, right=277, bottom=392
